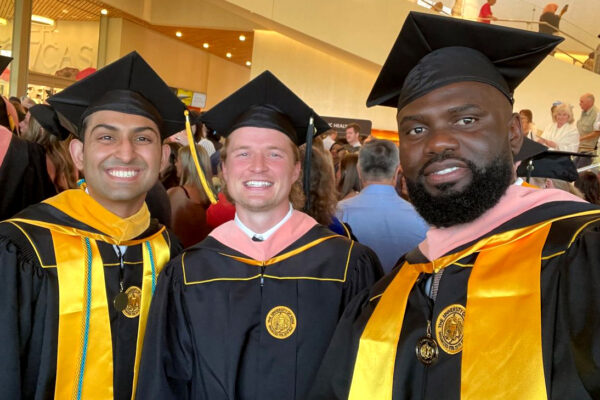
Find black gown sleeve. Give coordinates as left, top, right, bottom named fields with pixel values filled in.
left=136, top=257, right=194, bottom=400
left=557, top=225, right=600, bottom=397
left=341, top=244, right=384, bottom=307
left=308, top=288, right=375, bottom=400
left=0, top=226, right=57, bottom=399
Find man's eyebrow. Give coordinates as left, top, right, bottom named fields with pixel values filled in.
left=447, top=104, right=484, bottom=114
left=397, top=114, right=426, bottom=126
left=131, top=125, right=160, bottom=136
left=90, top=123, right=118, bottom=134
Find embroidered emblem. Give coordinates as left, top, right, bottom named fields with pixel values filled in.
left=265, top=306, right=297, bottom=339
left=435, top=304, right=466, bottom=354
left=122, top=286, right=142, bottom=318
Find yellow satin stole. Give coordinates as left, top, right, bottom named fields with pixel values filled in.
left=8, top=189, right=171, bottom=400
left=349, top=210, right=600, bottom=400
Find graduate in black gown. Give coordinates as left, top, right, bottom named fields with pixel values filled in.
left=309, top=13, right=600, bottom=400
left=136, top=71, right=384, bottom=400
left=0, top=51, right=185, bottom=400
left=0, top=57, right=56, bottom=220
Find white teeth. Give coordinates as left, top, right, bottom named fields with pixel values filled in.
left=434, top=167, right=459, bottom=175
left=245, top=180, right=272, bottom=188
left=109, top=170, right=138, bottom=178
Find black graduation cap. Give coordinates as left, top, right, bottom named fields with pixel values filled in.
left=201, top=70, right=331, bottom=210
left=29, top=104, right=71, bottom=140
left=47, top=51, right=186, bottom=139
left=515, top=137, right=589, bottom=182
left=0, top=55, right=12, bottom=75
left=200, top=70, right=330, bottom=146
left=367, top=12, right=563, bottom=109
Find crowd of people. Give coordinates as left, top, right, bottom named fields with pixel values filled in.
left=0, top=11, right=599, bottom=400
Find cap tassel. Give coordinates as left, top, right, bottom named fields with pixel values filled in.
left=184, top=110, right=218, bottom=204
left=303, top=116, right=315, bottom=212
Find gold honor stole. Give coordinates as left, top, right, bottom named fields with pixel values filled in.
left=349, top=210, right=600, bottom=400
left=8, top=189, right=171, bottom=400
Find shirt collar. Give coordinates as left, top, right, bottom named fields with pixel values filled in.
left=234, top=203, right=294, bottom=241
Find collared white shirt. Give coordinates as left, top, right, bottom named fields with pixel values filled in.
left=234, top=203, right=293, bottom=241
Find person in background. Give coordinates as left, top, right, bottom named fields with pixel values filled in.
left=575, top=93, right=600, bottom=168
left=336, top=152, right=361, bottom=200
left=322, top=128, right=337, bottom=152
left=345, top=122, right=362, bottom=149
left=478, top=0, right=498, bottom=23
left=336, top=140, right=428, bottom=273
left=538, top=3, right=568, bottom=35
left=537, top=102, right=579, bottom=152
left=167, top=145, right=214, bottom=248
left=519, top=109, right=537, bottom=139
left=300, top=143, right=353, bottom=238
left=160, top=141, right=182, bottom=190
left=575, top=171, right=600, bottom=204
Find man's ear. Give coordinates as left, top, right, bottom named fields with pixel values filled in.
left=160, top=144, right=170, bottom=171
left=508, top=112, right=524, bottom=157
left=69, top=139, right=85, bottom=171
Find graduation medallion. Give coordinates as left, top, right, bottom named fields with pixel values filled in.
left=113, top=292, right=129, bottom=312
left=435, top=304, right=465, bottom=355
left=122, top=286, right=142, bottom=318
left=265, top=306, right=296, bottom=339
left=416, top=321, right=438, bottom=365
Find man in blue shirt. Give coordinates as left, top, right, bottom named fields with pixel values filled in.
left=336, top=139, right=428, bottom=273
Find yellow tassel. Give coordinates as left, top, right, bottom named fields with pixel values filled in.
left=184, top=110, right=218, bottom=204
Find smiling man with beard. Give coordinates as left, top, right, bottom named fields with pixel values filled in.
left=0, top=52, right=184, bottom=400
left=310, top=12, right=600, bottom=400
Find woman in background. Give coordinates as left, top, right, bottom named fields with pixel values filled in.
left=336, top=152, right=361, bottom=200
left=537, top=102, right=579, bottom=152
left=167, top=145, right=213, bottom=248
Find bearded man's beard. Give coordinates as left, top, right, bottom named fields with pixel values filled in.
left=405, top=152, right=513, bottom=228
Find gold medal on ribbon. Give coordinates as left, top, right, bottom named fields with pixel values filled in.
left=435, top=304, right=466, bottom=355
left=265, top=306, right=297, bottom=339
left=415, top=320, right=438, bottom=365
left=122, top=286, right=142, bottom=318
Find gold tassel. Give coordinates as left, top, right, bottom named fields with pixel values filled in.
left=184, top=110, right=217, bottom=204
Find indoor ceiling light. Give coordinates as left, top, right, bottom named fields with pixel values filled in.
left=0, top=18, right=7, bottom=26
left=245, top=61, right=251, bottom=66
left=100, top=9, right=108, bottom=15
left=226, top=52, right=232, bottom=58
left=31, top=15, right=55, bottom=26
left=239, top=34, right=246, bottom=41
left=203, top=43, right=209, bottom=48
left=176, top=31, right=183, bottom=37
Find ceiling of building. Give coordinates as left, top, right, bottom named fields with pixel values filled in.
left=0, top=0, right=253, bottom=68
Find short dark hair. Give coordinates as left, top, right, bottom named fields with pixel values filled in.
left=345, top=123, right=360, bottom=134
left=358, top=139, right=399, bottom=181
left=519, top=109, right=533, bottom=123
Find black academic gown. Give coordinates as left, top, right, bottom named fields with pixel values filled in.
left=0, top=134, right=56, bottom=220
left=136, top=224, right=383, bottom=400
left=0, top=203, right=181, bottom=400
left=309, top=201, right=600, bottom=400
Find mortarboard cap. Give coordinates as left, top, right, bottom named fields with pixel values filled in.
left=200, top=70, right=330, bottom=146
left=29, top=104, right=72, bottom=140
left=367, top=12, right=563, bottom=110
left=515, top=137, right=589, bottom=182
left=47, top=51, right=186, bottom=139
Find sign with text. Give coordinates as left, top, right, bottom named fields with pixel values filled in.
left=322, top=116, right=372, bottom=136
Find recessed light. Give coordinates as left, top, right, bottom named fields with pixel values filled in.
left=239, top=34, right=246, bottom=41
left=246, top=61, right=251, bottom=66
left=203, top=43, right=209, bottom=48
left=100, top=9, right=108, bottom=15
left=176, top=31, right=182, bottom=38
left=62, top=9, right=69, bottom=14
left=226, top=52, right=232, bottom=58
left=31, top=15, right=55, bottom=26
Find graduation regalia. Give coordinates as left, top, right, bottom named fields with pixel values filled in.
left=310, top=191, right=600, bottom=399
left=0, top=51, right=187, bottom=399
left=310, top=12, right=599, bottom=400
left=0, top=188, right=181, bottom=399
left=137, top=211, right=382, bottom=399
left=136, top=71, right=383, bottom=400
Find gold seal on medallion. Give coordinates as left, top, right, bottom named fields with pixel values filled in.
left=265, top=306, right=296, bottom=339
left=435, top=304, right=466, bottom=355
left=122, top=286, right=142, bottom=318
